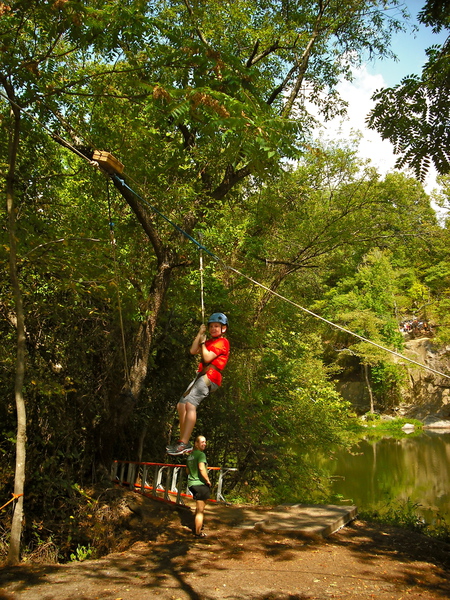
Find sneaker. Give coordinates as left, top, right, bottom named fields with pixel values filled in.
left=167, top=441, right=193, bottom=455
left=166, top=439, right=184, bottom=452
left=166, top=441, right=179, bottom=452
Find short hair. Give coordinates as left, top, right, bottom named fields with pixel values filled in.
left=195, top=435, right=206, bottom=444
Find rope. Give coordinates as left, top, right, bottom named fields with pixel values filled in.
left=199, top=232, right=205, bottom=324
left=106, top=180, right=131, bottom=389
left=0, top=493, right=23, bottom=511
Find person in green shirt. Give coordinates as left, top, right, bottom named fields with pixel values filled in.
left=186, top=435, right=211, bottom=537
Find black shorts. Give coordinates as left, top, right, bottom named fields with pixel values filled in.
left=189, top=484, right=211, bottom=501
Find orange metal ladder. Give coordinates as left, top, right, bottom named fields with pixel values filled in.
left=111, top=460, right=237, bottom=505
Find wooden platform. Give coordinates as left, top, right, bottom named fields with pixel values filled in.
left=205, top=503, right=358, bottom=538
left=92, top=150, right=124, bottom=174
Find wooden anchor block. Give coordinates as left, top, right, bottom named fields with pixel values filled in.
left=92, top=150, right=124, bottom=175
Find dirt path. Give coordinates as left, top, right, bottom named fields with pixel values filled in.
left=1, top=495, right=449, bottom=600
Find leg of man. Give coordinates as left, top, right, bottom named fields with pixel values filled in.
left=177, top=401, right=187, bottom=436
left=178, top=401, right=197, bottom=443
left=194, top=499, right=206, bottom=535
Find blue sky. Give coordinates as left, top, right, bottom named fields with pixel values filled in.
left=367, top=0, right=449, bottom=87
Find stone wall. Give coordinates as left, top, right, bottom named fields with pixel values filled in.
left=334, top=380, right=370, bottom=413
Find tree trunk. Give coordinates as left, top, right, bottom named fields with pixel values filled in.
left=364, top=363, right=374, bottom=413
left=129, top=250, right=175, bottom=398
left=111, top=176, right=176, bottom=400
left=5, top=97, right=27, bottom=566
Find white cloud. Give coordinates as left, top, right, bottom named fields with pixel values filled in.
left=311, top=65, right=440, bottom=196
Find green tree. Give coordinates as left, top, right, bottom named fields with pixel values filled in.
left=78, top=0, right=408, bottom=405
left=236, top=145, right=438, bottom=322
left=0, top=0, right=422, bottom=558
left=4, top=96, right=26, bottom=566
left=419, top=177, right=450, bottom=343
left=2, top=0, right=408, bottom=406
left=317, top=249, right=406, bottom=411
left=0, top=0, right=154, bottom=562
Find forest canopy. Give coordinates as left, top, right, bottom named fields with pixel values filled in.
left=1, top=0, right=450, bottom=563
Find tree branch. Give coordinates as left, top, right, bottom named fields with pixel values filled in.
left=182, top=0, right=210, bottom=46
left=211, top=163, right=252, bottom=200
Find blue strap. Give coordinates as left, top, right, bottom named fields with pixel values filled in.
left=112, top=174, right=221, bottom=262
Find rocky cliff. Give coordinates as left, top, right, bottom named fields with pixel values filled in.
left=334, top=338, right=450, bottom=427
left=397, top=338, right=450, bottom=428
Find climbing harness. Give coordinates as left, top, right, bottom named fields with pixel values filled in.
left=3, top=92, right=449, bottom=381
left=182, top=361, right=225, bottom=398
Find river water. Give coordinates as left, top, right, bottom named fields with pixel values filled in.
left=324, top=430, right=450, bottom=525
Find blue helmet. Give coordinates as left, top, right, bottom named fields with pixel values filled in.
left=208, top=312, right=228, bottom=326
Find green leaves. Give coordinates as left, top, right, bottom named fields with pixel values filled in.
left=3, top=0, right=442, bottom=527
left=368, top=3, right=450, bottom=179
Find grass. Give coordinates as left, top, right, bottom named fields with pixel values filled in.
left=358, top=414, right=424, bottom=440
left=359, top=498, right=450, bottom=543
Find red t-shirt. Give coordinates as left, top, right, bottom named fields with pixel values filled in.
left=197, top=336, right=230, bottom=386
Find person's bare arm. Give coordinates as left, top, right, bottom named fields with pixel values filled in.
left=199, top=462, right=211, bottom=486
left=190, top=324, right=206, bottom=354
left=190, top=325, right=218, bottom=363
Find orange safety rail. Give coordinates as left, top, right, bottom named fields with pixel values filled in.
left=111, top=460, right=237, bottom=506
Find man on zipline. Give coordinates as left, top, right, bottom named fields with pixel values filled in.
left=166, top=313, right=230, bottom=456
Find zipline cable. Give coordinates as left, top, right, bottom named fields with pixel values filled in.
left=110, top=176, right=450, bottom=382
left=3, top=91, right=449, bottom=381
left=224, top=264, right=450, bottom=379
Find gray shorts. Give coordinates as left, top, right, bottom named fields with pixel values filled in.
left=178, top=375, right=218, bottom=408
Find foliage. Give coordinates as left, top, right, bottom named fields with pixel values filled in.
left=70, top=544, right=93, bottom=562
left=199, top=324, right=358, bottom=504
left=370, top=362, right=407, bottom=408
left=0, top=483, right=153, bottom=563
left=315, top=248, right=408, bottom=409
left=367, top=0, right=450, bottom=179
left=360, top=498, right=429, bottom=533
left=1, top=0, right=449, bottom=562
left=360, top=416, right=424, bottom=437
left=360, top=499, right=450, bottom=542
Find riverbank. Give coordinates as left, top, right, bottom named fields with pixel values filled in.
left=324, top=426, right=450, bottom=530
left=1, top=491, right=450, bottom=600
